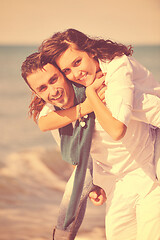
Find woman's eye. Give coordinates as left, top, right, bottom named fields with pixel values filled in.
left=74, top=59, right=81, bottom=66
left=63, top=68, right=70, bottom=75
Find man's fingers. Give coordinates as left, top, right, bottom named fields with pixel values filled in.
left=89, top=194, right=104, bottom=206
left=89, top=187, right=107, bottom=206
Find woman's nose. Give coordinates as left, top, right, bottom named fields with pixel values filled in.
left=72, top=68, right=79, bottom=78
left=67, top=69, right=80, bottom=81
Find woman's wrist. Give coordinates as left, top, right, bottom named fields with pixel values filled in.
left=86, top=86, right=98, bottom=104
left=81, top=99, right=93, bottom=115
left=86, top=85, right=95, bottom=98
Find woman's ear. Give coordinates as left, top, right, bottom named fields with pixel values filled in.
left=90, top=53, right=96, bottom=58
left=90, top=52, right=97, bottom=60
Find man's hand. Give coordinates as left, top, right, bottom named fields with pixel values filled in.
left=89, top=186, right=107, bottom=206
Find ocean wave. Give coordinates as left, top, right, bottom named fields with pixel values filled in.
left=0, top=146, right=105, bottom=240
left=0, top=147, right=73, bottom=196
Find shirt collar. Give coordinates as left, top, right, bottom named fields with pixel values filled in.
left=98, top=59, right=109, bottom=74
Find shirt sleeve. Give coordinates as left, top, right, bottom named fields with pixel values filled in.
left=132, top=89, right=160, bottom=128
left=39, top=103, right=60, bottom=146
left=39, top=103, right=55, bottom=119
left=105, top=55, right=134, bottom=126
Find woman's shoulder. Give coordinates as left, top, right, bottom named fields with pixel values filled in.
left=102, top=55, right=132, bottom=77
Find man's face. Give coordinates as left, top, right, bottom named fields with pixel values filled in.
left=27, top=63, right=74, bottom=109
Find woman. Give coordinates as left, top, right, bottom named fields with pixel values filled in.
left=38, top=29, right=160, bottom=240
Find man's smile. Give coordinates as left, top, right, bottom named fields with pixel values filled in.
left=49, top=90, right=64, bottom=102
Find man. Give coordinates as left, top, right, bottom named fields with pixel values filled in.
left=21, top=52, right=106, bottom=240
left=21, top=52, right=160, bottom=240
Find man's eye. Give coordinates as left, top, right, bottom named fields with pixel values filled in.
left=49, top=76, right=58, bottom=84
left=50, top=78, right=57, bottom=84
left=39, top=86, right=46, bottom=92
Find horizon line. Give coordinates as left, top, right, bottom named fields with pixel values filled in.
left=0, top=43, right=160, bottom=47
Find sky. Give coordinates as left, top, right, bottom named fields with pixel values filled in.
left=0, top=0, right=160, bottom=46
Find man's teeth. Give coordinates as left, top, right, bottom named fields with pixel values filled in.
left=51, top=94, right=62, bottom=100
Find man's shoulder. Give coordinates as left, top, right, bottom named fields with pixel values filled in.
left=39, top=103, right=55, bottom=118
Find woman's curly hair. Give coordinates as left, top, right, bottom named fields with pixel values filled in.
left=39, top=28, right=133, bottom=65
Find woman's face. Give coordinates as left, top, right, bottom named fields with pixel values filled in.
left=55, top=43, right=100, bottom=87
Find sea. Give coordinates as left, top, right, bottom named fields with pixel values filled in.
left=0, top=45, right=160, bottom=240
left=1, top=45, right=160, bottom=159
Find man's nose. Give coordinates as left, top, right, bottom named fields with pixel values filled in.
left=48, top=85, right=57, bottom=96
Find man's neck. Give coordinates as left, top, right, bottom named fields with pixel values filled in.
left=66, top=86, right=75, bottom=109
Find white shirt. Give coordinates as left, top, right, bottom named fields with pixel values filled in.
left=91, top=118, right=156, bottom=196
left=91, top=56, right=160, bottom=195
left=39, top=104, right=60, bottom=146
left=39, top=55, right=160, bottom=196
left=99, top=55, right=160, bottom=126
left=39, top=93, right=160, bottom=148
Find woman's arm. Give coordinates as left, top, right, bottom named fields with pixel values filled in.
left=38, top=99, right=93, bottom=131
left=39, top=77, right=107, bottom=132
left=86, top=56, right=136, bottom=140
left=86, top=77, right=127, bottom=141
left=39, top=85, right=107, bottom=131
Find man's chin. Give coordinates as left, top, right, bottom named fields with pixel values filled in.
left=55, top=101, right=66, bottom=109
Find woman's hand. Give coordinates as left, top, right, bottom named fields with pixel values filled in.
left=96, top=81, right=107, bottom=104
left=86, top=74, right=107, bottom=104
left=87, top=75, right=106, bottom=93
left=82, top=75, right=107, bottom=112
left=85, top=73, right=127, bottom=141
